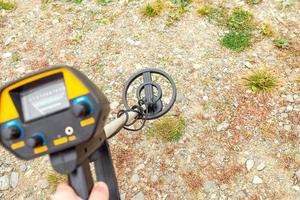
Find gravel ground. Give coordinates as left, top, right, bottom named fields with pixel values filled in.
left=0, top=0, right=300, bottom=199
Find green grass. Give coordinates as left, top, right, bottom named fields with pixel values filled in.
left=140, top=0, right=165, bottom=17
left=0, top=1, right=16, bottom=10
left=259, top=23, right=275, bottom=37
left=198, top=5, right=227, bottom=26
left=171, top=0, right=191, bottom=8
left=246, top=0, right=262, bottom=5
left=227, top=8, right=253, bottom=31
left=166, top=6, right=187, bottom=26
left=274, top=37, right=289, bottom=49
left=48, top=172, right=67, bottom=191
left=97, top=0, right=110, bottom=5
left=146, top=116, right=185, bottom=142
left=222, top=31, right=252, bottom=52
left=243, top=69, right=278, bottom=93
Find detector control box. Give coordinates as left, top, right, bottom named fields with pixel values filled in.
left=0, top=66, right=110, bottom=160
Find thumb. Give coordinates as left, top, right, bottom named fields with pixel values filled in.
left=89, top=182, right=109, bottom=200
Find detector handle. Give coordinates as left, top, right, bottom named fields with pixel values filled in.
left=68, top=160, right=94, bottom=200
left=90, top=141, right=120, bottom=200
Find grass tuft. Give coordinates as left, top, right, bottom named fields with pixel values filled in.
left=97, top=0, right=110, bottom=5
left=0, top=0, right=16, bottom=10
left=222, top=31, right=251, bottom=52
left=140, top=0, right=165, bottom=17
left=146, top=116, right=185, bottom=142
left=227, top=8, right=253, bottom=31
left=273, top=37, right=289, bottom=49
left=171, top=0, right=191, bottom=8
left=48, top=172, right=67, bottom=191
left=198, top=5, right=227, bottom=26
left=246, top=0, right=262, bottom=5
left=243, top=69, right=278, bottom=93
left=259, top=23, right=275, bottom=37
left=166, top=6, right=187, bottom=26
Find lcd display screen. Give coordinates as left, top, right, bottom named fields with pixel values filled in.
left=20, top=79, right=70, bottom=122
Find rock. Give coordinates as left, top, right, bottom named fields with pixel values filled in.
left=252, top=175, right=263, bottom=184
left=176, top=93, right=185, bottom=102
left=246, top=159, right=254, bottom=171
left=243, top=61, right=253, bottom=69
left=0, top=175, right=10, bottom=190
left=2, top=52, right=12, bottom=59
left=203, top=180, right=218, bottom=193
left=281, top=113, right=288, bottom=118
left=217, top=122, right=229, bottom=132
left=110, top=101, right=119, bottom=110
left=131, top=191, right=145, bottom=200
left=295, top=170, right=300, bottom=179
left=120, top=192, right=126, bottom=200
left=286, top=95, right=294, bottom=103
left=283, top=124, right=292, bottom=131
left=16, top=67, right=26, bottom=73
left=293, top=186, right=300, bottom=191
left=20, top=164, right=27, bottom=172
left=286, top=105, right=293, bottom=112
left=130, top=174, right=140, bottom=183
left=39, top=179, right=49, bottom=189
left=4, top=35, right=15, bottom=45
left=257, top=163, right=266, bottom=171
left=151, top=175, right=158, bottom=182
left=10, top=172, right=19, bottom=189
left=203, top=96, right=209, bottom=101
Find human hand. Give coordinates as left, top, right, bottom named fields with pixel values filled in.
left=51, top=182, right=109, bottom=200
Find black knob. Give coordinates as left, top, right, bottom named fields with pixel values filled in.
left=2, top=126, right=21, bottom=140
left=72, top=102, right=91, bottom=117
left=27, top=136, right=43, bottom=148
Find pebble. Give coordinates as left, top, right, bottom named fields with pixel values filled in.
left=110, top=101, right=119, bottom=110
left=20, top=164, right=27, bottom=172
left=203, top=180, right=218, bottom=193
left=2, top=52, right=12, bottom=59
left=38, top=179, right=49, bottom=189
left=131, top=191, right=145, bottom=200
left=286, top=105, right=293, bottom=112
left=10, top=172, right=19, bottom=189
left=130, top=174, right=140, bottom=183
left=295, top=170, right=300, bottom=179
left=120, top=192, right=126, bottom=200
left=257, top=163, right=266, bottom=171
left=246, top=159, right=254, bottom=171
left=252, top=176, right=263, bottom=184
left=283, top=124, right=292, bottom=131
left=243, top=61, right=253, bottom=69
left=286, top=95, right=294, bottom=103
left=16, top=67, right=26, bottom=73
left=203, top=96, right=209, bottom=101
left=217, top=122, right=229, bottom=132
left=0, top=175, right=10, bottom=190
left=151, top=175, right=158, bottom=182
left=24, top=197, right=34, bottom=200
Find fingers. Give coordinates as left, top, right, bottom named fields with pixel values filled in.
left=89, top=182, right=109, bottom=200
left=51, top=183, right=82, bottom=200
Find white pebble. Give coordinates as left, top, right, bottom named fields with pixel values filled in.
left=257, top=163, right=266, bottom=171
left=246, top=159, right=254, bottom=171
left=252, top=175, right=263, bottom=184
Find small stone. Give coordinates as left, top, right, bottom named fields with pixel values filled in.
left=151, top=175, right=158, bottom=182
left=202, top=113, right=211, bottom=120
left=286, top=95, right=294, bottom=103
left=131, top=191, right=145, bottom=200
left=243, top=61, right=253, bottom=69
left=217, top=122, right=229, bottom=132
left=203, top=96, right=209, bottom=101
left=293, top=186, right=300, bottom=191
left=286, top=105, right=293, bottom=112
left=4, top=35, right=15, bottom=45
left=0, top=175, right=10, bottom=190
left=203, top=180, right=218, bottom=193
left=283, top=124, right=292, bottom=131
left=2, top=52, right=12, bottom=59
left=295, top=170, right=300, bottom=179
left=281, top=113, right=288, bottom=118
left=10, top=172, right=19, bottom=189
left=38, top=179, right=49, bottom=189
left=24, top=197, right=34, bottom=200
left=246, top=159, right=254, bottom=171
left=257, top=163, right=266, bottom=171
left=252, top=175, right=263, bottom=184
left=110, top=101, right=119, bottom=110
left=16, top=67, right=26, bottom=73
left=20, top=164, right=27, bottom=172
left=130, top=174, right=140, bottom=183
left=120, top=192, right=126, bottom=200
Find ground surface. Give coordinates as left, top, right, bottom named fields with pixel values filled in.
left=0, top=0, right=300, bottom=199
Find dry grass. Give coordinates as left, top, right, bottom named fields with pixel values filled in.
left=47, top=172, right=67, bottom=192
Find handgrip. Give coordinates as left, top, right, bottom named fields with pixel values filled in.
left=90, top=141, right=120, bottom=200
left=68, top=160, right=94, bottom=200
